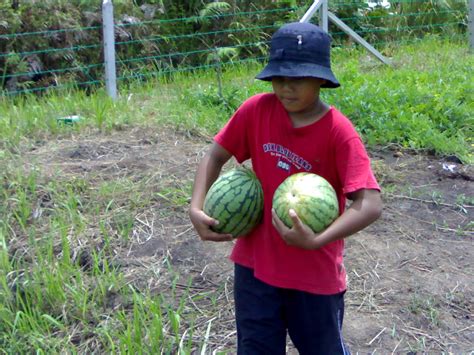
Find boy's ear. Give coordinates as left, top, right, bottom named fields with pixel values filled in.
left=314, top=78, right=327, bottom=87
left=314, top=78, right=327, bottom=86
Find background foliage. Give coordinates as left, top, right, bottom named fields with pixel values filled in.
left=0, top=0, right=469, bottom=95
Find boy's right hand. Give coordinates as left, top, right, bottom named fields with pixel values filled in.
left=189, top=207, right=234, bottom=242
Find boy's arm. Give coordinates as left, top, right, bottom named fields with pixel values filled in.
left=272, top=188, right=382, bottom=250
left=189, top=142, right=234, bottom=242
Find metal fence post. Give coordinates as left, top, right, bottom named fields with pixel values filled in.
left=102, top=0, right=117, bottom=100
left=469, top=0, right=474, bottom=52
left=320, top=0, right=329, bottom=32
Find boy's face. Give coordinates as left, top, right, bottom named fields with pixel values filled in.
left=271, top=76, right=326, bottom=114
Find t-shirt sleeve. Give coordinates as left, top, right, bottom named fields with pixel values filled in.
left=335, top=136, right=380, bottom=195
left=214, top=95, right=258, bottom=163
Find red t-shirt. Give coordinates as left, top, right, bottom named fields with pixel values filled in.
left=215, top=93, right=380, bottom=295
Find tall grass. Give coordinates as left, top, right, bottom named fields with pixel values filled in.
left=0, top=37, right=472, bottom=353
left=0, top=167, right=209, bottom=353
left=327, top=36, right=473, bottom=160
left=3, top=38, right=463, bottom=164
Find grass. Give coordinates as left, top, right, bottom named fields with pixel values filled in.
left=1, top=36, right=472, bottom=162
left=0, top=37, right=472, bottom=353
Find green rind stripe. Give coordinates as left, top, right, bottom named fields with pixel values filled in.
left=272, top=172, right=339, bottom=233
left=217, top=181, right=262, bottom=235
left=204, top=170, right=251, bottom=216
left=234, top=191, right=264, bottom=236
left=203, top=167, right=263, bottom=237
left=224, top=185, right=262, bottom=235
left=276, top=196, right=338, bottom=231
left=206, top=179, right=253, bottom=219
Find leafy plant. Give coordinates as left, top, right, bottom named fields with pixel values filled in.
left=1, top=0, right=469, bottom=96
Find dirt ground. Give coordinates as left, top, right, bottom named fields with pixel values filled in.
left=26, top=126, right=473, bottom=353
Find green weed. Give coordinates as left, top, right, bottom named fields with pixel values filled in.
left=408, top=293, right=441, bottom=328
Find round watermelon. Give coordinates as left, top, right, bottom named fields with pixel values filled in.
left=272, top=172, right=339, bottom=233
left=203, top=166, right=263, bottom=237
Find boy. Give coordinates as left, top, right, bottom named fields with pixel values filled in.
left=189, top=22, right=382, bottom=354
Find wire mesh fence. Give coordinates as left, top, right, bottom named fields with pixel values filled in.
left=0, top=0, right=470, bottom=97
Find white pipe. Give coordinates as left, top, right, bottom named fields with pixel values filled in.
left=320, top=0, right=329, bottom=32
left=102, top=0, right=117, bottom=99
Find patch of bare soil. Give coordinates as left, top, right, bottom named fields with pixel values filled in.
left=23, top=127, right=473, bottom=353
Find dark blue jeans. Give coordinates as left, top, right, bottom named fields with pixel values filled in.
left=234, top=264, right=350, bottom=355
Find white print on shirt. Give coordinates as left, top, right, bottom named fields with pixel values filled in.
left=277, top=160, right=291, bottom=172
left=262, top=143, right=312, bottom=172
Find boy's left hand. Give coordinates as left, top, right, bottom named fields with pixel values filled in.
left=271, top=208, right=319, bottom=250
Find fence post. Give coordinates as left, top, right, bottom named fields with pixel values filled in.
left=469, top=0, right=474, bottom=52
left=102, top=0, right=117, bottom=100
left=320, top=0, right=329, bottom=32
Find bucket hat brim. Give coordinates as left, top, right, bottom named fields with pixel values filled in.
left=255, top=60, right=340, bottom=88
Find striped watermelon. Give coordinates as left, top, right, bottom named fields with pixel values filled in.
left=203, top=166, right=263, bottom=237
left=272, top=173, right=339, bottom=233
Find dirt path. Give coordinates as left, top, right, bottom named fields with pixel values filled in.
left=25, top=127, right=473, bottom=353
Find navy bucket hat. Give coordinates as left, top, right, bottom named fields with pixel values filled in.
left=256, top=22, right=340, bottom=88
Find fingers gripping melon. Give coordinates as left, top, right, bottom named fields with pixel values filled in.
left=272, top=172, right=339, bottom=233
left=203, top=167, right=264, bottom=237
